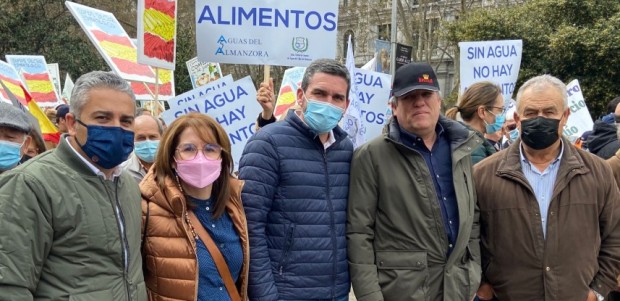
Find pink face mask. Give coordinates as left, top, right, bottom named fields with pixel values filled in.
left=175, top=152, right=222, bottom=189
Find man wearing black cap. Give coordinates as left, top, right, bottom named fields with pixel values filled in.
left=347, top=62, right=483, bottom=300
left=0, top=102, right=32, bottom=173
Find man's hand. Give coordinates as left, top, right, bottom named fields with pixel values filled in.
left=257, top=78, right=276, bottom=120
left=586, top=290, right=598, bottom=301
left=476, top=282, right=495, bottom=300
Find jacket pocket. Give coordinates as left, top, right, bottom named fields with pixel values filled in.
left=278, top=223, right=296, bottom=275
left=462, top=246, right=482, bottom=299
left=376, top=251, right=428, bottom=300
left=69, top=289, right=114, bottom=301
left=134, top=281, right=147, bottom=301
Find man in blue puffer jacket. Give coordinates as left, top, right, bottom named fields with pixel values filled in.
left=239, top=59, right=353, bottom=301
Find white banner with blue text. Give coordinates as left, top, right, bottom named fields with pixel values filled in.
left=195, top=0, right=339, bottom=66
left=161, top=76, right=259, bottom=167
left=458, top=40, right=522, bottom=106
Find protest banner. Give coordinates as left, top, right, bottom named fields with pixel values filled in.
left=394, top=43, right=412, bottom=71
left=272, top=65, right=391, bottom=140
left=161, top=76, right=260, bottom=167
left=186, top=57, right=223, bottom=89
left=0, top=60, right=28, bottom=105
left=167, top=74, right=234, bottom=111
left=564, top=79, right=594, bottom=138
left=342, top=35, right=366, bottom=148
left=352, top=68, right=392, bottom=140
left=195, top=0, right=339, bottom=66
left=66, top=1, right=156, bottom=83
left=62, top=74, right=74, bottom=102
left=47, top=63, right=61, bottom=96
left=130, top=68, right=175, bottom=101
left=273, top=67, right=305, bottom=119
left=458, top=40, right=522, bottom=106
left=375, top=39, right=391, bottom=74
left=137, top=0, right=177, bottom=70
left=6, top=55, right=62, bottom=108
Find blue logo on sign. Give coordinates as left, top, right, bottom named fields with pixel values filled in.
left=215, top=35, right=227, bottom=55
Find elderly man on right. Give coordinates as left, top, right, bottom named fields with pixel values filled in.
left=607, top=102, right=620, bottom=301
left=474, top=74, right=620, bottom=301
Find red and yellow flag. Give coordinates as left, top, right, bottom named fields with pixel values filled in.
left=19, top=84, right=60, bottom=143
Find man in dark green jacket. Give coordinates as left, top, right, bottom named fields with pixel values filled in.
left=347, top=62, right=482, bottom=301
left=0, top=71, right=146, bottom=300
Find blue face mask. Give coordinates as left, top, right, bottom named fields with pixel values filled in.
left=134, top=140, right=159, bottom=163
left=304, top=99, right=345, bottom=134
left=76, top=120, right=135, bottom=169
left=509, top=128, right=519, bottom=141
left=485, top=110, right=506, bottom=134
left=0, top=140, right=23, bottom=170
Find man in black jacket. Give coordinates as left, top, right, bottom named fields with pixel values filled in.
left=588, top=97, right=620, bottom=159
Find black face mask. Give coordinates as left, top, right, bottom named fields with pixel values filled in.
left=520, top=116, right=561, bottom=150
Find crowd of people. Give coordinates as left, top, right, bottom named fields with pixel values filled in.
left=0, top=59, right=619, bottom=301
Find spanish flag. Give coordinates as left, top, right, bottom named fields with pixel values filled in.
left=18, top=84, right=60, bottom=144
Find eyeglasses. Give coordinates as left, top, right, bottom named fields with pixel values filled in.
left=487, top=106, right=507, bottom=114
left=175, top=143, right=223, bottom=161
left=506, top=124, right=517, bottom=131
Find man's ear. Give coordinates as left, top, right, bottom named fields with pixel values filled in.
left=296, top=88, right=305, bottom=107
left=66, top=113, right=77, bottom=136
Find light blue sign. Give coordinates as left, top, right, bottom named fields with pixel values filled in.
left=168, top=74, right=234, bottom=110
left=161, top=76, right=259, bottom=167
left=195, top=0, right=339, bottom=66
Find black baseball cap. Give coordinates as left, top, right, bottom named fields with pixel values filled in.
left=391, top=62, right=440, bottom=97
left=56, top=104, right=70, bottom=119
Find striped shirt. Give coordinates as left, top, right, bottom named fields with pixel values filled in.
left=519, top=141, right=564, bottom=238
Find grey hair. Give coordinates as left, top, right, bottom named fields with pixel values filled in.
left=301, top=59, right=351, bottom=99
left=515, top=74, right=568, bottom=112
left=70, top=71, right=136, bottom=118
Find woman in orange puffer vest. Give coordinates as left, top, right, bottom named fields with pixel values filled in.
left=140, top=113, right=249, bottom=301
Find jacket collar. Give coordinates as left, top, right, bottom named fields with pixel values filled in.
left=55, top=134, right=109, bottom=178
left=497, top=137, right=589, bottom=191
left=285, top=109, right=349, bottom=145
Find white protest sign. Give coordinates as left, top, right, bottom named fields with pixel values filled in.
left=62, top=73, right=74, bottom=101
left=161, top=76, right=260, bottom=167
left=342, top=36, right=366, bottom=148
left=563, top=79, right=594, bottom=138
left=273, top=67, right=305, bottom=119
left=353, top=69, right=392, bottom=140
left=195, top=0, right=339, bottom=66
left=47, top=63, right=61, bottom=95
left=137, top=0, right=177, bottom=70
left=459, top=40, right=522, bottom=105
left=186, top=57, right=223, bottom=89
left=168, top=74, right=234, bottom=110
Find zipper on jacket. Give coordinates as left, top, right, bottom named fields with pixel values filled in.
left=322, top=150, right=337, bottom=300
left=279, top=224, right=296, bottom=275
left=104, top=178, right=132, bottom=300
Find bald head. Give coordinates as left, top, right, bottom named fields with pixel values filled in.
left=134, top=115, right=162, bottom=142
